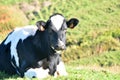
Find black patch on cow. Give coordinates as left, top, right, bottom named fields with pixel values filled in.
left=37, top=53, right=61, bottom=76
left=47, top=53, right=61, bottom=76
left=0, top=42, right=16, bottom=75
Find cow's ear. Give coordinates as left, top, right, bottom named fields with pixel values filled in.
left=36, top=21, right=46, bottom=31
left=67, top=18, right=79, bottom=29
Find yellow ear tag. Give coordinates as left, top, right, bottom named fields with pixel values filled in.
left=69, top=23, right=74, bottom=29
left=39, top=26, right=45, bottom=31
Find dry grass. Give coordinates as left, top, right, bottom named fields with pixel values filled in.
left=0, top=5, right=29, bottom=40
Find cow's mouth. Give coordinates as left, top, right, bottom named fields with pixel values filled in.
left=51, top=46, right=66, bottom=51
left=51, top=46, right=62, bottom=54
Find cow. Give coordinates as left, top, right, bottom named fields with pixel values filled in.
left=0, top=13, right=79, bottom=78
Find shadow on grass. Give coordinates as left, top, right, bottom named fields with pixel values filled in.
left=0, top=71, right=18, bottom=79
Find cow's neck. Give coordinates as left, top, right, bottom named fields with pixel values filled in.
left=32, top=30, right=55, bottom=59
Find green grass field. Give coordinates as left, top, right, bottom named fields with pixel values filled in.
left=0, top=51, right=120, bottom=80
left=0, top=0, right=120, bottom=80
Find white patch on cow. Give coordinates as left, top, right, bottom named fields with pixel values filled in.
left=58, top=39, right=64, bottom=46
left=50, top=14, right=64, bottom=31
left=11, top=61, right=21, bottom=75
left=24, top=67, right=49, bottom=78
left=56, top=51, right=61, bottom=54
left=4, top=25, right=38, bottom=67
left=54, top=61, right=68, bottom=77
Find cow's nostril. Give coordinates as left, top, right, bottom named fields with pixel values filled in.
left=55, top=45, right=66, bottom=50
left=55, top=45, right=59, bottom=49
left=61, top=45, right=66, bottom=50
left=62, top=46, right=66, bottom=50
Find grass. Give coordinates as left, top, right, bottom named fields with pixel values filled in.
left=0, top=5, right=28, bottom=41
left=0, top=62, right=120, bottom=80
left=0, top=51, right=120, bottom=80
left=0, top=0, right=33, bottom=5
left=68, top=50, right=120, bottom=67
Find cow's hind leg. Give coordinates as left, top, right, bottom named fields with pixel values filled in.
left=0, top=53, right=16, bottom=75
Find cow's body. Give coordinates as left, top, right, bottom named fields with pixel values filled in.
left=0, top=25, right=54, bottom=77
left=0, top=13, right=79, bottom=78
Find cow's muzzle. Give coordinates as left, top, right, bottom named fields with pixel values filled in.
left=54, top=40, right=66, bottom=50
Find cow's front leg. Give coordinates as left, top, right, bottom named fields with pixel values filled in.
left=24, top=67, right=49, bottom=78
left=54, top=61, right=68, bottom=77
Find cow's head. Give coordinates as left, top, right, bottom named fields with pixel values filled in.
left=36, top=13, right=79, bottom=50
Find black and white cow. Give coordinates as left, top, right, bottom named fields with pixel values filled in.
left=0, top=13, right=79, bottom=78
